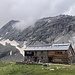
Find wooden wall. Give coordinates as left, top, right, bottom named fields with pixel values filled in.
left=48, top=50, right=69, bottom=63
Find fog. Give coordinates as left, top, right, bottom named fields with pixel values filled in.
left=0, top=0, right=75, bottom=30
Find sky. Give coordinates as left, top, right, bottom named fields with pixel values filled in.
left=0, top=0, right=75, bottom=30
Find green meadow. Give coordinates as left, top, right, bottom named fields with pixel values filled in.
left=0, top=62, right=75, bottom=75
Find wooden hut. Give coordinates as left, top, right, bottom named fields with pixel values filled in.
left=24, top=43, right=74, bottom=64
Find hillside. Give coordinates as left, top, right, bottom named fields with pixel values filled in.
left=0, top=43, right=23, bottom=62
left=1, top=15, right=75, bottom=46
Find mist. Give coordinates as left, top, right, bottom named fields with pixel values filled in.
left=0, top=0, right=75, bottom=30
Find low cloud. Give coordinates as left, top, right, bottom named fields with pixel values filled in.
left=0, top=0, right=75, bottom=29
left=13, top=20, right=35, bottom=31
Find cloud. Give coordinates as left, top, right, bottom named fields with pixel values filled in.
left=0, top=0, right=75, bottom=29
left=13, top=20, right=34, bottom=31
left=64, top=3, right=75, bottom=15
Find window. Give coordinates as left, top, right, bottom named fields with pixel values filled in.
left=56, top=52, right=63, bottom=54
left=27, top=51, right=31, bottom=54
left=59, top=52, right=62, bottom=54
left=25, top=51, right=34, bottom=56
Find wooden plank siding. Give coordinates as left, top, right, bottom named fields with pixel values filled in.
left=48, top=50, right=69, bottom=63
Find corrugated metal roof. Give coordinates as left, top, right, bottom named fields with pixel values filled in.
left=25, top=43, right=71, bottom=51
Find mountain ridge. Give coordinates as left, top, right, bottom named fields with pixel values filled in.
left=1, top=15, right=75, bottom=45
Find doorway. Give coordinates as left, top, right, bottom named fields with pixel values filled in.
left=48, top=57, right=53, bottom=62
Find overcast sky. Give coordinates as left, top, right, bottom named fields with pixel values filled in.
left=0, top=0, right=75, bottom=29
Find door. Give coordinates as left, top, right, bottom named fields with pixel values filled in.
left=48, top=57, right=53, bottom=62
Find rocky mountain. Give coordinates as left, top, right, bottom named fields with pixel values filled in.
left=1, top=15, right=75, bottom=46
left=0, top=20, right=21, bottom=40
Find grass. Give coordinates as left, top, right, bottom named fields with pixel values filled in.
left=0, top=62, right=75, bottom=75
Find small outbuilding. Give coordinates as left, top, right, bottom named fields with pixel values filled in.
left=24, top=43, right=75, bottom=64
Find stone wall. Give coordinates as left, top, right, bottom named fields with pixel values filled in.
left=24, top=51, right=48, bottom=63
left=35, top=51, right=48, bottom=63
